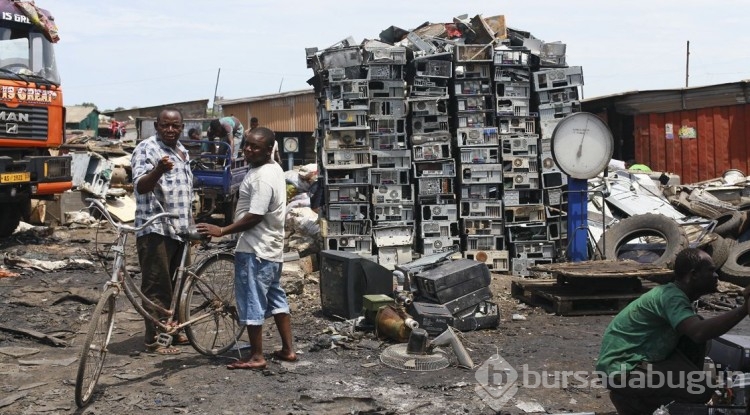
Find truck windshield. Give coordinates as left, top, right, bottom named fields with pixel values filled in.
left=0, top=27, right=60, bottom=85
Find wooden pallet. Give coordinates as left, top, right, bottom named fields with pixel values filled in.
left=511, top=279, right=655, bottom=316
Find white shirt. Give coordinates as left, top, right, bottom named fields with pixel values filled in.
left=235, top=162, right=286, bottom=262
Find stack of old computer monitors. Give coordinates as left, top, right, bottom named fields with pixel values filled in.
left=408, top=52, right=459, bottom=259
left=307, top=38, right=417, bottom=269
left=363, top=40, right=416, bottom=269
left=492, top=32, right=583, bottom=276
left=452, top=44, right=509, bottom=273
left=308, top=38, right=375, bottom=260
left=492, top=42, right=548, bottom=277
left=531, top=40, right=583, bottom=276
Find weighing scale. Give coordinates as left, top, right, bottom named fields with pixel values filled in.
left=550, top=112, right=614, bottom=262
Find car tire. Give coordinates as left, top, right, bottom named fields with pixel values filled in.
left=595, top=213, right=689, bottom=269
left=705, top=234, right=733, bottom=269
left=719, top=240, right=750, bottom=285
left=713, top=211, right=743, bottom=238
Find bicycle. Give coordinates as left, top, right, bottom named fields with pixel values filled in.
left=74, top=198, right=243, bottom=407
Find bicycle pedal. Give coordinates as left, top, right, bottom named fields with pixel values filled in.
left=156, top=333, right=173, bottom=347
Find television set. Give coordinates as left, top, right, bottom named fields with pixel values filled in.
left=319, top=250, right=393, bottom=319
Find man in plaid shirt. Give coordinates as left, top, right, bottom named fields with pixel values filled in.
left=131, top=108, right=193, bottom=355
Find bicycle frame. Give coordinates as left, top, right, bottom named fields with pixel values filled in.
left=87, top=198, right=224, bottom=347
left=76, top=198, right=240, bottom=407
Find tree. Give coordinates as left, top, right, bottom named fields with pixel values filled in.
left=80, top=102, right=97, bottom=108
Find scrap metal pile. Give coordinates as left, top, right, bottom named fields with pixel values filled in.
left=305, top=14, right=582, bottom=276
left=588, top=167, right=750, bottom=285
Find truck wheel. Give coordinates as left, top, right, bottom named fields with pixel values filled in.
left=712, top=211, right=743, bottom=238
left=595, top=213, right=688, bottom=269
left=0, top=204, right=21, bottom=237
left=705, top=234, right=734, bottom=269
left=719, top=241, right=750, bottom=286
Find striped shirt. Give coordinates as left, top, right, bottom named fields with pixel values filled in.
left=132, top=135, right=193, bottom=240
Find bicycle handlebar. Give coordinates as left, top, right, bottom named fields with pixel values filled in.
left=85, top=198, right=179, bottom=234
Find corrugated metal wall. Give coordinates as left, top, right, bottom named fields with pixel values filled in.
left=220, top=92, right=317, bottom=167
left=220, top=92, right=316, bottom=133
left=634, top=103, right=750, bottom=184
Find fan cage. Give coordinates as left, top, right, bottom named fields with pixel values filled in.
left=380, top=344, right=451, bottom=371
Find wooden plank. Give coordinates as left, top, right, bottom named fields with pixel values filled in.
left=697, top=108, right=716, bottom=181
left=698, top=108, right=721, bottom=180
left=634, top=114, right=649, bottom=168
left=511, top=280, right=654, bottom=316
left=680, top=110, right=697, bottom=184
left=671, top=111, right=683, bottom=181
left=668, top=112, right=676, bottom=171
left=650, top=113, right=665, bottom=172
left=714, top=107, right=731, bottom=176
left=530, top=259, right=672, bottom=278
left=740, top=105, right=750, bottom=174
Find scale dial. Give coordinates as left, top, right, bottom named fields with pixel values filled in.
left=551, top=112, right=614, bottom=180
left=283, top=137, right=299, bottom=152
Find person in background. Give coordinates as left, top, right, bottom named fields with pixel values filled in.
left=196, top=127, right=296, bottom=369
left=596, top=247, right=750, bottom=414
left=625, top=159, right=652, bottom=172
left=131, top=108, right=194, bottom=355
left=187, top=127, right=201, bottom=141
left=109, top=118, right=124, bottom=139
left=250, top=117, right=282, bottom=165
left=207, top=116, right=244, bottom=158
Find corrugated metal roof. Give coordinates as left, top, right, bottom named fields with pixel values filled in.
left=583, top=80, right=750, bottom=115
left=217, top=89, right=314, bottom=105
left=65, top=105, right=98, bottom=123
left=100, top=99, right=209, bottom=116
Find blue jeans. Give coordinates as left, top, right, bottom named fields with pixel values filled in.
left=234, top=252, right=288, bottom=325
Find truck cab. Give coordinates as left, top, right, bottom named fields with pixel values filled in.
left=0, top=0, right=72, bottom=236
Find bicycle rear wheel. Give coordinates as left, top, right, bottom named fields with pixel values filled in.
left=180, top=253, right=242, bottom=355
left=75, top=287, right=117, bottom=407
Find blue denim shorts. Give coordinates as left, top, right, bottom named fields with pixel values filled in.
left=234, top=252, right=289, bottom=325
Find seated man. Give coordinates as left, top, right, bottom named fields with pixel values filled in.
left=596, top=247, right=750, bottom=414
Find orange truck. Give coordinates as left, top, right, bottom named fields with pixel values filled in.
left=0, top=0, right=71, bottom=236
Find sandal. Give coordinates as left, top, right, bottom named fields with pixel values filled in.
left=144, top=342, right=181, bottom=355
left=174, top=333, right=190, bottom=345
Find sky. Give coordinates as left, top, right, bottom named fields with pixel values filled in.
left=50, top=0, right=750, bottom=112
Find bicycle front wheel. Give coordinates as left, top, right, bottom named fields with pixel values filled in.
left=75, top=287, right=117, bottom=407
left=180, top=253, right=242, bottom=355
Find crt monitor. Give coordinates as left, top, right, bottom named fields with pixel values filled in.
left=318, top=250, right=393, bottom=319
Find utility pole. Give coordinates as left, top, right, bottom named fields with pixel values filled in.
left=212, top=68, right=221, bottom=115
left=685, top=41, right=690, bottom=88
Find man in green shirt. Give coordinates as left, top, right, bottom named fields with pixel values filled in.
left=597, top=248, right=750, bottom=414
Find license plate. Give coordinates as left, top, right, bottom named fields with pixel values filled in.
left=0, top=172, right=30, bottom=183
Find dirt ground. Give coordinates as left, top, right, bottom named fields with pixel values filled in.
left=1, top=224, right=748, bottom=415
